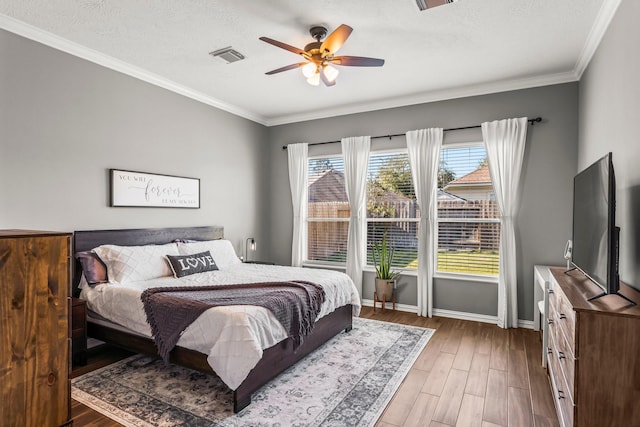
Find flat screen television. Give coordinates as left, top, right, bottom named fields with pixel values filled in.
left=571, top=152, right=619, bottom=296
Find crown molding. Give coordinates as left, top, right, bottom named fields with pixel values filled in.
left=264, top=70, right=579, bottom=126
left=573, top=0, right=622, bottom=79
left=0, top=14, right=268, bottom=126
left=2, top=0, right=619, bottom=129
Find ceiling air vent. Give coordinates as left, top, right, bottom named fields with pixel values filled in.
left=416, top=0, right=457, bottom=11
left=209, top=47, right=245, bottom=64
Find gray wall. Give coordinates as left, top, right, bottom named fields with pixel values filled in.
left=578, top=0, right=640, bottom=291
left=0, top=30, right=270, bottom=259
left=267, top=84, right=579, bottom=320
left=0, top=26, right=584, bottom=321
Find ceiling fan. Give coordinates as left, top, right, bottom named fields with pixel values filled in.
left=259, top=24, right=385, bottom=87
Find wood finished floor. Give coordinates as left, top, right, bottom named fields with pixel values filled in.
left=71, top=307, right=558, bottom=427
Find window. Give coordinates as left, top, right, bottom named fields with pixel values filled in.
left=306, top=152, right=420, bottom=269
left=366, top=152, right=419, bottom=269
left=437, top=143, right=500, bottom=276
left=306, top=157, right=349, bottom=263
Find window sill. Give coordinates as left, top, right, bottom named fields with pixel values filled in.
left=434, top=272, right=499, bottom=284
left=301, top=263, right=419, bottom=277
left=363, top=265, right=418, bottom=277
left=302, top=262, right=346, bottom=271
left=303, top=263, right=498, bottom=284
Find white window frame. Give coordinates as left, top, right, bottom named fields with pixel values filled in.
left=304, top=154, right=350, bottom=268
left=365, top=148, right=419, bottom=272
left=303, top=144, right=500, bottom=282
left=434, top=141, right=499, bottom=283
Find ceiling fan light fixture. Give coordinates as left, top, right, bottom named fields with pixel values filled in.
left=260, top=23, right=384, bottom=85
left=302, top=62, right=318, bottom=78
left=307, top=72, right=320, bottom=86
left=323, top=64, right=339, bottom=83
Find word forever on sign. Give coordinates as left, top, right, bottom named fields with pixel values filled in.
left=110, top=169, right=200, bottom=208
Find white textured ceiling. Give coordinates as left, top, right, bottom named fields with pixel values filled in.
left=0, top=0, right=615, bottom=125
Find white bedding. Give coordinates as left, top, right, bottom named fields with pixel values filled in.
left=80, top=263, right=360, bottom=390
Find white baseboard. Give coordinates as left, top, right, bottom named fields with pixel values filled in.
left=361, top=299, right=418, bottom=313
left=517, top=320, right=534, bottom=329
left=361, top=301, right=534, bottom=329
left=432, top=309, right=498, bottom=325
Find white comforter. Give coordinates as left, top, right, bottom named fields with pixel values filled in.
left=80, top=263, right=360, bottom=390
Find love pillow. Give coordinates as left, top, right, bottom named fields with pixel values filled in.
left=166, top=251, right=219, bottom=278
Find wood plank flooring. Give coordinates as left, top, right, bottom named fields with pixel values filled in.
left=360, top=308, right=558, bottom=427
left=71, top=307, right=558, bottom=426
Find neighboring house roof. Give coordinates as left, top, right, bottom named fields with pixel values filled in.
left=308, top=169, right=412, bottom=203
left=437, top=190, right=466, bottom=202
left=445, top=164, right=491, bottom=188
left=309, top=169, right=471, bottom=203
left=308, top=169, right=348, bottom=202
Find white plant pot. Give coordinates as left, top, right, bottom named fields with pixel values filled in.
left=375, top=278, right=396, bottom=299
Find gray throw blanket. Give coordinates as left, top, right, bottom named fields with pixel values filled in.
left=140, top=281, right=326, bottom=363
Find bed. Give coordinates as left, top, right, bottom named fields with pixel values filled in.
left=72, top=226, right=360, bottom=412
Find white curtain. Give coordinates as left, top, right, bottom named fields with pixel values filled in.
left=482, top=117, right=528, bottom=328
left=341, top=136, right=371, bottom=295
left=287, top=143, right=308, bottom=267
left=407, top=128, right=443, bottom=317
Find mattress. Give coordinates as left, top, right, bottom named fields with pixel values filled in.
left=80, top=263, right=360, bottom=390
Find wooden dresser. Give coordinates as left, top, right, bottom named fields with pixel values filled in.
left=548, top=267, right=640, bottom=427
left=0, top=230, right=72, bottom=427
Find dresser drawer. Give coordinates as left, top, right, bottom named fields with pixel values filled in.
left=548, top=333, right=575, bottom=427
left=548, top=286, right=558, bottom=316
left=554, top=286, right=576, bottom=356
left=555, top=327, right=575, bottom=400
left=557, top=376, right=575, bottom=427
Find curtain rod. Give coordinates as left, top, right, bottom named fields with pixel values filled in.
left=281, top=117, right=542, bottom=150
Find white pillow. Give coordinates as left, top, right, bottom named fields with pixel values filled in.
left=93, top=243, right=179, bottom=284
left=177, top=239, right=241, bottom=269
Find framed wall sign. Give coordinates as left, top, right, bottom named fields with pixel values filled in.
left=110, top=169, right=200, bottom=208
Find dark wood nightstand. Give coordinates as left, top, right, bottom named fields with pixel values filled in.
left=71, top=297, right=87, bottom=366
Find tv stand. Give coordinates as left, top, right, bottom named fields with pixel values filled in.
left=587, top=290, right=637, bottom=306
left=547, top=268, right=640, bottom=427
left=564, top=264, right=636, bottom=306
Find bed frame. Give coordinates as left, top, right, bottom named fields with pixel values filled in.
left=72, top=226, right=353, bottom=413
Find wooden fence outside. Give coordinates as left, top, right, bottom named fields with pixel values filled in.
left=307, top=199, right=500, bottom=260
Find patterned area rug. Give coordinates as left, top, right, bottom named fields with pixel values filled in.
left=72, top=317, right=434, bottom=427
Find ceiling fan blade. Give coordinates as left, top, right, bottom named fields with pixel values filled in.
left=320, top=24, right=353, bottom=55
left=331, top=56, right=385, bottom=67
left=319, top=68, right=336, bottom=87
left=265, top=62, right=308, bottom=75
left=259, top=37, right=306, bottom=56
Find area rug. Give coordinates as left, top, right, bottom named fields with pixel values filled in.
left=72, top=317, right=434, bottom=427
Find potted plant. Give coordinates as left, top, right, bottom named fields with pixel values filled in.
left=371, top=234, right=400, bottom=299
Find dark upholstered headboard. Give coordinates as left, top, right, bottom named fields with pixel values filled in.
left=72, top=225, right=224, bottom=295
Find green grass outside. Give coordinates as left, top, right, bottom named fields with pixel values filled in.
left=311, top=249, right=499, bottom=276
left=437, top=250, right=499, bottom=275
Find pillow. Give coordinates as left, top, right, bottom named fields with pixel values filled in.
left=177, top=239, right=241, bottom=269
left=93, top=243, right=179, bottom=284
left=172, top=238, right=198, bottom=244
left=75, top=251, right=108, bottom=285
left=166, top=251, right=219, bottom=278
